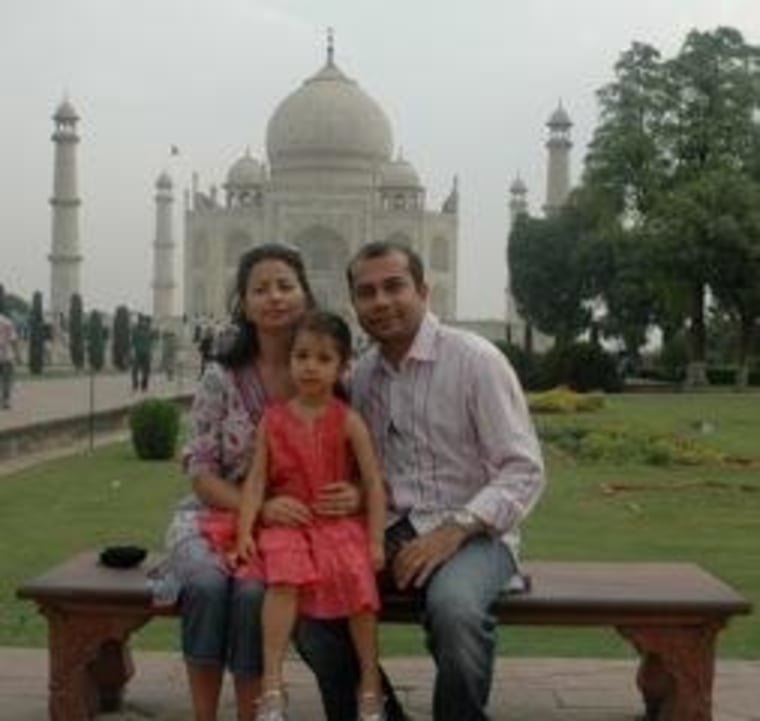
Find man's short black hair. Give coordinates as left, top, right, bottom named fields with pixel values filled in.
left=346, top=240, right=425, bottom=291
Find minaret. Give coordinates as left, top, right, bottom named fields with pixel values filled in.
left=508, top=175, right=528, bottom=222
left=506, top=176, right=529, bottom=345
left=544, top=102, right=572, bottom=214
left=152, top=170, right=175, bottom=323
left=49, top=98, right=82, bottom=324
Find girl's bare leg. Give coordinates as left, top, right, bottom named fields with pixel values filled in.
left=348, top=612, right=383, bottom=714
left=261, top=585, right=299, bottom=692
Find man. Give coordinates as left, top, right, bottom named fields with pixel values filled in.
left=0, top=307, right=19, bottom=410
left=298, top=241, right=545, bottom=721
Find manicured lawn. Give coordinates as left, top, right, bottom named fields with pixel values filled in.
left=2, top=392, right=758, bottom=658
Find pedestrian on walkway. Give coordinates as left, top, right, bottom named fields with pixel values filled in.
left=131, top=315, right=154, bottom=392
left=0, top=305, right=19, bottom=410
left=160, top=330, right=178, bottom=382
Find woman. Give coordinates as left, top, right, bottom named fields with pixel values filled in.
left=152, top=244, right=360, bottom=721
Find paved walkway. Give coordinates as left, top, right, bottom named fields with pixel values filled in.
left=0, top=371, right=194, bottom=433
left=1, top=648, right=759, bottom=720
left=0, top=371, right=194, bottom=475
left=2, top=376, right=759, bottom=719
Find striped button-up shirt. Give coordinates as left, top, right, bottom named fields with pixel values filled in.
left=351, top=313, right=545, bottom=555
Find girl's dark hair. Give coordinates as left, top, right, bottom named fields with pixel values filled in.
left=294, top=311, right=353, bottom=363
left=217, top=243, right=315, bottom=368
left=294, top=311, right=353, bottom=401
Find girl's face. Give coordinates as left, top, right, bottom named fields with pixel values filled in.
left=242, top=259, right=308, bottom=333
left=290, top=330, right=345, bottom=403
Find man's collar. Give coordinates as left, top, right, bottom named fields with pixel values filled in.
left=406, top=312, right=439, bottom=362
left=375, top=312, right=439, bottom=372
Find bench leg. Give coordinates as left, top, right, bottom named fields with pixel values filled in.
left=88, top=639, right=136, bottom=712
left=43, top=605, right=150, bottom=720
left=618, top=623, right=721, bottom=721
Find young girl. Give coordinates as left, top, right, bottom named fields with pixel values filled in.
left=231, top=310, right=386, bottom=721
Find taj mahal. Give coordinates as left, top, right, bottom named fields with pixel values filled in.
left=47, top=36, right=572, bottom=348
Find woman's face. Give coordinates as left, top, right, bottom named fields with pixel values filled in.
left=242, top=259, right=308, bottom=333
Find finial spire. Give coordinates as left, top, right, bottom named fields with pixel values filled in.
left=327, top=27, right=335, bottom=65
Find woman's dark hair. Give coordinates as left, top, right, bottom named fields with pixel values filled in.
left=216, top=243, right=315, bottom=368
left=293, top=311, right=353, bottom=400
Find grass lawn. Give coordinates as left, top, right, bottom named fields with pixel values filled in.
left=1, top=392, right=758, bottom=659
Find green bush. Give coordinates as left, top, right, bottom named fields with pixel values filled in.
left=656, top=333, right=688, bottom=382
left=529, top=386, right=606, bottom=414
left=129, top=399, right=181, bottom=460
left=539, top=342, right=623, bottom=392
left=492, top=340, right=542, bottom=390
left=537, top=421, right=730, bottom=466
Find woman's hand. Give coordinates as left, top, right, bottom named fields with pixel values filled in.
left=228, top=534, right=257, bottom=569
left=312, top=481, right=362, bottom=517
left=260, top=495, right=312, bottom=527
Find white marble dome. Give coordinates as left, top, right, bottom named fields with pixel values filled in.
left=380, top=156, right=421, bottom=188
left=54, top=98, right=78, bottom=121
left=156, top=170, right=173, bottom=189
left=226, top=150, right=263, bottom=187
left=510, top=176, right=527, bottom=194
left=547, top=104, right=572, bottom=128
left=266, top=59, right=393, bottom=171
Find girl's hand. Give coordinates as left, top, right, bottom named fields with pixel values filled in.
left=236, top=534, right=257, bottom=564
left=313, top=481, right=361, bottom=517
left=370, top=540, right=386, bottom=572
left=261, top=495, right=312, bottom=527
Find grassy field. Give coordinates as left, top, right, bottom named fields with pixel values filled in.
left=1, top=392, right=757, bottom=658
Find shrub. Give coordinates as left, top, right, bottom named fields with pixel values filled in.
left=129, top=399, right=181, bottom=460
left=492, top=340, right=542, bottom=390
left=537, top=421, right=730, bottom=466
left=656, top=333, right=688, bottom=382
left=529, top=386, right=605, bottom=414
left=539, top=342, right=623, bottom=392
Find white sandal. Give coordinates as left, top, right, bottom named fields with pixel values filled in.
left=255, top=688, right=288, bottom=721
left=358, top=691, right=386, bottom=721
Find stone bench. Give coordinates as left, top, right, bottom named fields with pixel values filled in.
left=17, top=551, right=751, bottom=721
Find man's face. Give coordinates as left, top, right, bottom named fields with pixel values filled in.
left=349, top=251, right=428, bottom=353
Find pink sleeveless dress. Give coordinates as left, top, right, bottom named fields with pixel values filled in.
left=202, top=398, right=379, bottom=619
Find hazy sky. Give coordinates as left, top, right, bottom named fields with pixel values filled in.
left=1, top=0, right=757, bottom=319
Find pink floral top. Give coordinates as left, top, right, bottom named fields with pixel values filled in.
left=150, top=361, right=269, bottom=604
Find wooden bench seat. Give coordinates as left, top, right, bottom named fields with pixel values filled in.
left=17, top=551, right=751, bottom=721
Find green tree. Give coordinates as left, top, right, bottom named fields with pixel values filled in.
left=700, top=172, right=760, bottom=386
left=508, top=207, right=592, bottom=346
left=583, top=27, right=760, bottom=385
left=111, top=305, right=131, bottom=371
left=68, top=293, right=85, bottom=371
left=86, top=310, right=106, bottom=372
left=28, top=291, right=45, bottom=375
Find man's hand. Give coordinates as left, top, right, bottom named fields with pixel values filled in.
left=392, top=524, right=467, bottom=590
left=312, top=481, right=362, bottom=517
left=261, top=496, right=312, bottom=527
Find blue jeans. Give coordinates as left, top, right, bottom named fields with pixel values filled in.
left=296, top=529, right=514, bottom=721
left=180, top=566, right=265, bottom=676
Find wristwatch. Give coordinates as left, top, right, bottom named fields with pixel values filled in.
left=446, top=509, right=482, bottom=535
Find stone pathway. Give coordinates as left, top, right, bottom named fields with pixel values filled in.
left=1, top=648, right=759, bottom=720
